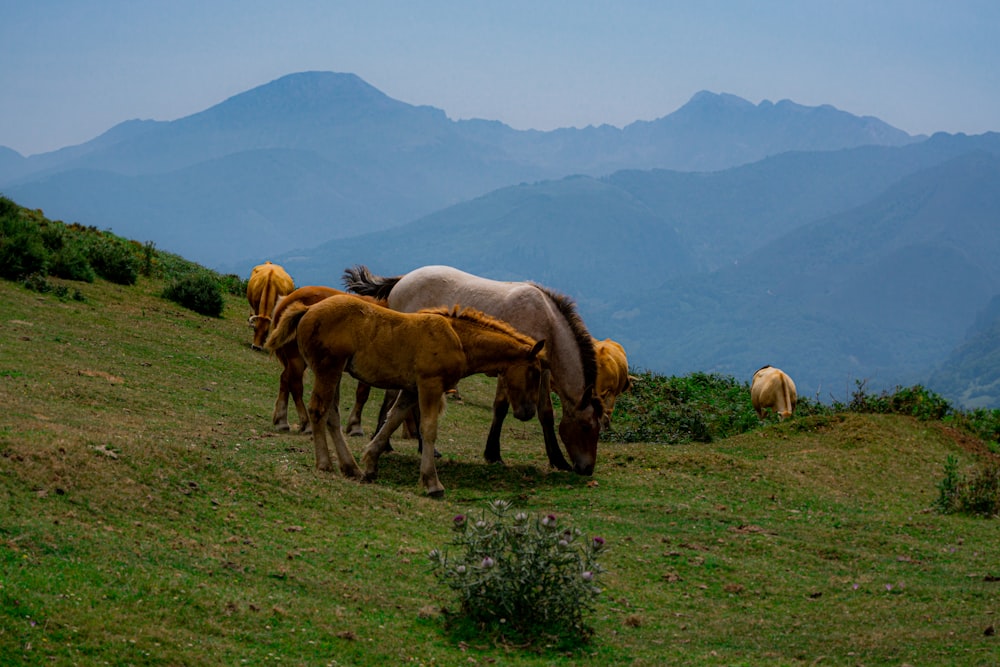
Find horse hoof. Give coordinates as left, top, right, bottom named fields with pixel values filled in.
left=346, top=429, right=365, bottom=437
left=426, top=489, right=445, bottom=499
left=274, top=424, right=290, bottom=432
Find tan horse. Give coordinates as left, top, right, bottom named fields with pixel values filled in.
left=751, top=365, right=797, bottom=420
left=264, top=294, right=546, bottom=497
left=343, top=264, right=602, bottom=476
left=593, top=338, right=633, bottom=429
left=246, top=261, right=294, bottom=350
left=268, top=285, right=384, bottom=435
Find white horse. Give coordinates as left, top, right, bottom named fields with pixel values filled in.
left=343, top=264, right=602, bottom=475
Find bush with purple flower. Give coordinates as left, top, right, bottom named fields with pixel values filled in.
left=428, top=499, right=607, bottom=643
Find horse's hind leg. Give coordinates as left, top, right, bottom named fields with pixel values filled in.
left=361, top=390, right=418, bottom=481
left=345, top=382, right=370, bottom=437
left=288, top=353, right=310, bottom=433
left=272, top=349, right=293, bottom=431
left=416, top=384, right=446, bottom=497
left=308, top=363, right=361, bottom=479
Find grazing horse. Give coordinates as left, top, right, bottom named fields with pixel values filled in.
left=268, top=285, right=382, bottom=435
left=343, top=264, right=602, bottom=475
left=246, top=262, right=294, bottom=350
left=264, top=294, right=546, bottom=496
left=751, top=365, right=797, bottom=420
left=593, top=338, right=633, bottom=429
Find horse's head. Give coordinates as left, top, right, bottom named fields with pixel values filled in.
left=558, top=384, right=603, bottom=476
left=499, top=340, right=547, bottom=421
left=248, top=314, right=272, bottom=351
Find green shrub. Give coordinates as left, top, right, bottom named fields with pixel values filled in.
left=935, top=455, right=1000, bottom=517
left=21, top=272, right=53, bottom=293
left=0, top=216, right=49, bottom=280
left=140, top=241, right=157, bottom=277
left=87, top=235, right=139, bottom=285
left=219, top=273, right=248, bottom=297
left=429, top=499, right=606, bottom=645
left=163, top=272, right=225, bottom=317
left=50, top=240, right=96, bottom=282
left=607, top=371, right=759, bottom=443
left=950, top=408, right=1000, bottom=452
left=841, top=381, right=952, bottom=420
left=0, top=195, right=20, bottom=219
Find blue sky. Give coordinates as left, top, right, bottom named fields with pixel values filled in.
left=2, top=0, right=998, bottom=156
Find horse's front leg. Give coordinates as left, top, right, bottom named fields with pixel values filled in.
left=361, top=390, right=418, bottom=481
left=484, top=377, right=510, bottom=464
left=345, top=382, right=371, bottom=437
left=538, top=371, right=572, bottom=472
left=416, top=385, right=446, bottom=497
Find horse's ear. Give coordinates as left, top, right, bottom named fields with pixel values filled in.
left=530, top=339, right=546, bottom=360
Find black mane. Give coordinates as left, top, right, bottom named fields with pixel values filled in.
left=528, top=282, right=598, bottom=397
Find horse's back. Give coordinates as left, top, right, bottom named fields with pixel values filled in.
left=388, top=265, right=552, bottom=338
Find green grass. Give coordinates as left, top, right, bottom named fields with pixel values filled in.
left=2, top=276, right=999, bottom=666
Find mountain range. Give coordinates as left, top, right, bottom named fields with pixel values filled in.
left=3, top=71, right=998, bottom=407
left=1, top=71, right=916, bottom=267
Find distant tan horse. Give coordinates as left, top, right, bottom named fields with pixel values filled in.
left=264, top=294, right=545, bottom=496
left=246, top=261, right=294, bottom=350
left=751, top=365, right=797, bottom=420
left=343, top=264, right=602, bottom=475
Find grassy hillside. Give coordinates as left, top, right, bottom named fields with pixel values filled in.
left=2, top=272, right=999, bottom=665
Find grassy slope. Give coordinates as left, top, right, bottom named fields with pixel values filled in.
left=1, top=276, right=998, bottom=666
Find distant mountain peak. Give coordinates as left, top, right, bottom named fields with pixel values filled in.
left=194, top=71, right=403, bottom=122
left=685, top=90, right=756, bottom=110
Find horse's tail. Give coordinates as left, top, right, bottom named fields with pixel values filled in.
left=342, top=265, right=402, bottom=301
left=780, top=374, right=796, bottom=420
left=263, top=301, right=310, bottom=352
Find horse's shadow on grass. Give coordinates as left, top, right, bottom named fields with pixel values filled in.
left=363, top=449, right=587, bottom=497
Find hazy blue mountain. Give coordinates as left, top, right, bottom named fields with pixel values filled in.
left=277, top=132, right=1000, bottom=297
left=1, top=71, right=919, bottom=267
left=278, top=175, right=695, bottom=298
left=273, top=137, right=1000, bottom=406
left=0, top=146, right=25, bottom=183
left=598, top=152, right=1000, bottom=404
left=926, top=296, right=1000, bottom=409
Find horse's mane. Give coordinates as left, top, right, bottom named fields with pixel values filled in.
left=418, top=305, right=537, bottom=347
left=342, top=265, right=401, bottom=301
left=527, top=282, right=598, bottom=390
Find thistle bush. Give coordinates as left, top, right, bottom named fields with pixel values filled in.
left=429, top=499, right=606, bottom=644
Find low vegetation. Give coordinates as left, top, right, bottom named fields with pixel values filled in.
left=429, top=499, right=607, bottom=647
left=1, top=198, right=999, bottom=665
